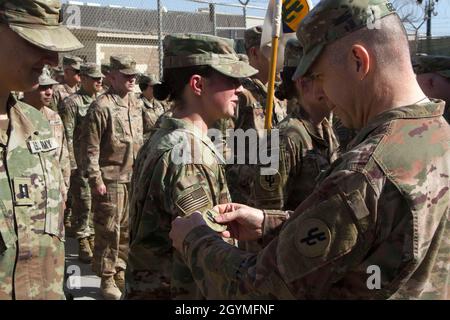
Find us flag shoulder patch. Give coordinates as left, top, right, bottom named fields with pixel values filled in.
left=176, top=186, right=210, bottom=215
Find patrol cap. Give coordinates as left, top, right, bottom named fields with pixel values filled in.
left=163, top=33, right=258, bottom=79
left=52, top=66, right=64, bottom=76
left=293, top=0, right=397, bottom=79
left=244, top=25, right=262, bottom=50
left=63, top=55, right=83, bottom=70
left=101, top=63, right=111, bottom=75
left=139, top=73, right=160, bottom=86
left=110, top=55, right=138, bottom=75
left=413, top=55, right=450, bottom=79
left=0, top=0, right=84, bottom=52
left=80, top=63, right=104, bottom=78
left=284, top=39, right=303, bottom=68
left=38, top=71, right=58, bottom=86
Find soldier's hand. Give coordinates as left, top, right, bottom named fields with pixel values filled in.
left=213, top=203, right=264, bottom=241
left=95, top=183, right=107, bottom=196
left=170, top=212, right=207, bottom=253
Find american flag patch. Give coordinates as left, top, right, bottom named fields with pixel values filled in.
left=176, top=186, right=210, bottom=215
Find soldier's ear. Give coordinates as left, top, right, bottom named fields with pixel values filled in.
left=350, top=45, right=370, bottom=80
left=189, top=74, right=203, bottom=96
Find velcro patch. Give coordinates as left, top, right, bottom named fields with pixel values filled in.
left=27, top=138, right=58, bottom=153
left=295, top=219, right=331, bottom=258
left=175, top=186, right=210, bottom=216
left=12, top=177, right=34, bottom=206
left=259, top=169, right=281, bottom=192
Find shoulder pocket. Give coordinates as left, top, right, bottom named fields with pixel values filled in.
left=277, top=190, right=368, bottom=283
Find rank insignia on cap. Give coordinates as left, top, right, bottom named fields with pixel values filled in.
left=296, top=218, right=331, bottom=258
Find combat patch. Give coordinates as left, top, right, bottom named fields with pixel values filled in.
left=295, top=218, right=331, bottom=258
left=259, top=169, right=281, bottom=192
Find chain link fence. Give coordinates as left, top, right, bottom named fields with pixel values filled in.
left=60, top=0, right=266, bottom=79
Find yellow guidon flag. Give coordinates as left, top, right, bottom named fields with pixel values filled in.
left=261, top=0, right=313, bottom=131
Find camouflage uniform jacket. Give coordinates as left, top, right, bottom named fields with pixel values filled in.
left=60, top=88, right=97, bottom=170
left=226, top=77, right=287, bottom=205
left=254, top=108, right=340, bottom=211
left=50, top=83, right=77, bottom=114
left=180, top=100, right=450, bottom=299
left=83, top=90, right=145, bottom=189
left=126, top=117, right=231, bottom=299
left=140, top=94, right=169, bottom=129
left=41, top=107, right=71, bottom=201
left=0, top=96, right=65, bottom=300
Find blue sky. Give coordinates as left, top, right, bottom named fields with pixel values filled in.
left=63, top=0, right=450, bottom=36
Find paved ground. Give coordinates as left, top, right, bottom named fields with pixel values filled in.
left=64, top=237, right=102, bottom=300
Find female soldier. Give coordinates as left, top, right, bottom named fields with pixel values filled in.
left=124, top=34, right=257, bottom=299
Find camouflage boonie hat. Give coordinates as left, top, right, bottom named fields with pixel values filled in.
left=80, top=63, right=104, bottom=78
left=101, top=63, right=111, bottom=75
left=284, top=39, right=303, bottom=68
left=244, top=25, right=262, bottom=50
left=38, top=70, right=58, bottom=86
left=293, top=0, right=397, bottom=79
left=413, top=55, right=450, bottom=79
left=139, top=73, right=160, bottom=86
left=0, top=0, right=83, bottom=52
left=163, top=33, right=257, bottom=79
left=110, top=55, right=138, bottom=75
left=237, top=53, right=249, bottom=64
left=63, top=55, right=83, bottom=70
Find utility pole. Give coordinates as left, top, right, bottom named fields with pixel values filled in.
left=426, top=0, right=432, bottom=37
left=417, top=0, right=438, bottom=37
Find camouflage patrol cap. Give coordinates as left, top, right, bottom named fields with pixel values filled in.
left=52, top=66, right=64, bottom=76
left=0, top=0, right=83, bottom=52
left=80, top=63, right=104, bottom=78
left=101, top=63, right=111, bottom=75
left=293, top=0, right=397, bottom=79
left=110, top=55, right=138, bottom=75
left=284, top=39, right=303, bottom=68
left=413, top=55, right=450, bottom=79
left=139, top=73, right=160, bottom=86
left=163, top=33, right=257, bottom=79
left=38, top=70, right=58, bottom=86
left=244, top=25, right=262, bottom=50
left=63, top=55, right=83, bottom=70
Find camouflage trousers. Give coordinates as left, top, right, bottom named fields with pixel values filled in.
left=70, top=170, right=94, bottom=240
left=91, top=181, right=129, bottom=278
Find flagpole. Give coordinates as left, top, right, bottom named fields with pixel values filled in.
left=264, top=0, right=282, bottom=132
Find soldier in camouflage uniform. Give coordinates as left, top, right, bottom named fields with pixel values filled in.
left=414, top=54, right=450, bottom=123
left=82, top=55, right=146, bottom=300
left=138, top=73, right=169, bottom=136
left=124, top=33, right=257, bottom=300
left=0, top=0, right=83, bottom=299
left=60, top=63, right=104, bottom=263
left=101, top=63, right=112, bottom=93
left=50, top=55, right=82, bottom=114
left=253, top=38, right=340, bottom=212
left=22, top=72, right=71, bottom=202
left=170, top=0, right=450, bottom=300
left=225, top=25, right=287, bottom=206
